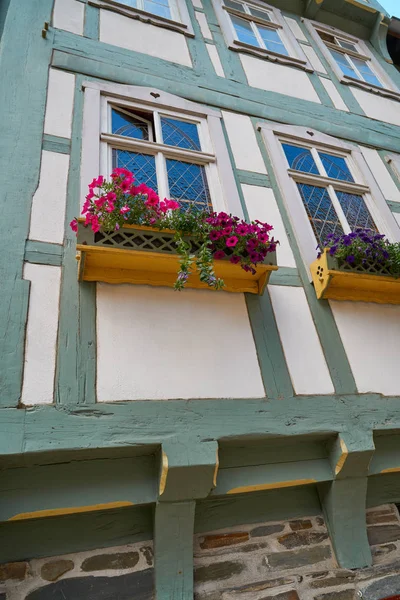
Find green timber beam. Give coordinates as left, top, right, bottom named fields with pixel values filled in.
left=318, top=431, right=375, bottom=569
left=305, top=0, right=325, bottom=19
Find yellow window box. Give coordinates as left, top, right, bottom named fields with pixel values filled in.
left=76, top=222, right=278, bottom=295
left=310, top=249, right=400, bottom=304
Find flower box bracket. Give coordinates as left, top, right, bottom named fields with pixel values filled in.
left=310, top=249, right=400, bottom=304
left=76, top=222, right=278, bottom=295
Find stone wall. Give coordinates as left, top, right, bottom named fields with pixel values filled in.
left=2, top=505, right=400, bottom=599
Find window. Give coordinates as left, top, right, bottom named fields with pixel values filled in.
left=80, top=81, right=244, bottom=219
left=211, top=0, right=312, bottom=70
left=305, top=20, right=400, bottom=100
left=103, top=103, right=214, bottom=210
left=281, top=142, right=376, bottom=246
left=258, top=123, right=400, bottom=270
left=94, top=0, right=194, bottom=36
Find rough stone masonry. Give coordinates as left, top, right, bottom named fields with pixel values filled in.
left=2, top=505, right=400, bottom=599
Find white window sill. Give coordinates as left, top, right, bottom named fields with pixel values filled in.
left=341, top=76, right=400, bottom=103
left=229, top=41, right=313, bottom=72
left=89, top=0, right=194, bottom=37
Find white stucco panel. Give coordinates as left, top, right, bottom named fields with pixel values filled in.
left=302, top=45, right=327, bottom=74
left=44, top=69, right=75, bottom=139
left=330, top=300, right=400, bottom=395
left=351, top=87, right=400, bottom=127
left=360, top=146, right=400, bottom=203
left=222, top=111, right=267, bottom=173
left=29, top=151, right=70, bottom=244
left=394, top=213, right=400, bottom=229
left=21, top=264, right=61, bottom=405
left=196, top=12, right=212, bottom=39
left=206, top=44, right=225, bottom=77
left=284, top=17, right=307, bottom=42
left=96, top=284, right=265, bottom=401
left=242, top=184, right=296, bottom=268
left=269, top=286, right=334, bottom=395
left=240, top=55, right=321, bottom=104
left=53, top=0, right=84, bottom=35
left=99, top=10, right=192, bottom=67
left=319, top=78, right=349, bottom=111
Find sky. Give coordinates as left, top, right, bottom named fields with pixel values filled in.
left=379, top=0, right=400, bottom=18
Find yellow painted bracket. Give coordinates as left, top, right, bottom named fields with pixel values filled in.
left=310, top=249, right=400, bottom=304
left=76, top=222, right=278, bottom=295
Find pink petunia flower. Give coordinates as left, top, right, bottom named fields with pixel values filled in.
left=70, top=219, right=78, bottom=232
left=214, top=250, right=225, bottom=260
left=94, top=197, right=106, bottom=209
left=86, top=190, right=95, bottom=200
left=105, top=201, right=115, bottom=213
left=81, top=199, right=91, bottom=214
left=209, top=230, right=221, bottom=242
left=222, top=226, right=233, bottom=236
left=236, top=224, right=248, bottom=236
left=230, top=255, right=241, bottom=264
left=258, top=232, right=269, bottom=243
left=120, top=205, right=130, bottom=214
left=106, top=192, right=116, bottom=202
left=145, top=195, right=159, bottom=207
left=167, top=199, right=180, bottom=210
left=89, top=175, right=104, bottom=190
left=91, top=215, right=100, bottom=233
left=226, top=236, right=238, bottom=248
left=120, top=179, right=131, bottom=193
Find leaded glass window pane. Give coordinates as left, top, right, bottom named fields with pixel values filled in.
left=257, top=25, right=288, bottom=55
left=161, top=117, right=201, bottom=151
left=231, top=15, right=259, bottom=46
left=351, top=57, right=382, bottom=87
left=337, top=40, right=358, bottom=52
left=297, top=183, right=344, bottom=244
left=166, top=159, right=211, bottom=209
left=224, top=0, right=246, bottom=12
left=112, top=109, right=150, bottom=140
left=282, top=144, right=319, bottom=175
left=318, top=153, right=354, bottom=182
left=336, top=191, right=377, bottom=232
left=248, top=6, right=271, bottom=21
left=143, top=0, right=171, bottom=19
left=112, top=149, right=158, bottom=191
left=330, top=49, right=359, bottom=79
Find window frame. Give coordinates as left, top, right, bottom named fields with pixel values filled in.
left=304, top=19, right=400, bottom=101
left=258, top=122, right=400, bottom=274
left=211, top=0, right=313, bottom=71
left=80, top=81, right=244, bottom=218
left=88, top=0, right=194, bottom=37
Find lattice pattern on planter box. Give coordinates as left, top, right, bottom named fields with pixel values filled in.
left=88, top=228, right=203, bottom=255
left=326, top=253, right=394, bottom=277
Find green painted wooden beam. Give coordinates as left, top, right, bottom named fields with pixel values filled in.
left=269, top=268, right=302, bottom=287
left=42, top=134, right=71, bottom=154
left=305, top=0, right=325, bottom=19
left=367, top=472, right=400, bottom=507
left=237, top=170, right=271, bottom=188
left=318, top=477, right=372, bottom=568
left=84, top=3, right=99, bottom=39
left=24, top=241, right=64, bottom=266
left=154, top=501, right=195, bottom=600
left=159, top=439, right=218, bottom=502
left=0, top=504, right=153, bottom=562
left=369, top=432, right=400, bottom=475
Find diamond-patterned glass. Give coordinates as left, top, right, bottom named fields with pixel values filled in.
left=161, top=117, right=201, bottom=151
left=112, top=149, right=158, bottom=190
left=318, top=153, right=354, bottom=182
left=282, top=144, right=319, bottom=174
left=336, top=191, right=377, bottom=232
left=167, top=159, right=211, bottom=209
left=297, top=183, right=344, bottom=245
left=112, top=109, right=150, bottom=140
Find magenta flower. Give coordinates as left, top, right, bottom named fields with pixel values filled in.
left=111, top=167, right=134, bottom=180
left=120, top=180, right=131, bottom=193
left=106, top=192, right=116, bottom=202
left=70, top=219, right=78, bottom=232
left=209, top=230, right=221, bottom=241
left=91, top=215, right=100, bottom=233
left=94, top=197, right=106, bottom=209
left=81, top=199, right=91, bottom=214
left=250, top=251, right=260, bottom=263
left=89, top=175, right=104, bottom=190
left=120, top=205, right=130, bottom=214
left=86, top=190, right=95, bottom=200
left=246, top=238, right=257, bottom=251
left=222, top=226, right=233, bottom=236
left=226, top=236, right=238, bottom=248
left=145, top=195, right=159, bottom=207
left=214, top=250, right=225, bottom=260
left=236, top=224, right=248, bottom=236
left=230, top=255, right=241, bottom=264
left=258, top=232, right=269, bottom=243
left=105, top=201, right=115, bottom=213
left=167, top=199, right=180, bottom=210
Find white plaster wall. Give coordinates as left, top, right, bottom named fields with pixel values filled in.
left=222, top=111, right=267, bottom=173
left=29, top=151, right=70, bottom=244
left=240, top=55, right=321, bottom=104
left=269, top=286, right=334, bottom=394
left=53, top=0, right=84, bottom=35
left=206, top=44, right=225, bottom=77
left=351, top=88, right=400, bottom=127
left=284, top=17, right=307, bottom=42
left=330, top=300, right=400, bottom=395
left=21, top=264, right=61, bottom=405
left=242, top=184, right=296, bottom=268
left=360, top=147, right=400, bottom=203
left=96, top=285, right=265, bottom=401
left=191, top=0, right=203, bottom=8
left=99, top=10, right=192, bottom=67
left=319, top=77, right=349, bottom=111
left=394, top=213, right=400, bottom=229
left=44, top=69, right=75, bottom=139
left=196, top=12, right=212, bottom=39
left=302, top=45, right=327, bottom=74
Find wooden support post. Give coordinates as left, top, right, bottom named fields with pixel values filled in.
left=154, top=501, right=196, bottom=600
left=318, top=432, right=375, bottom=569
